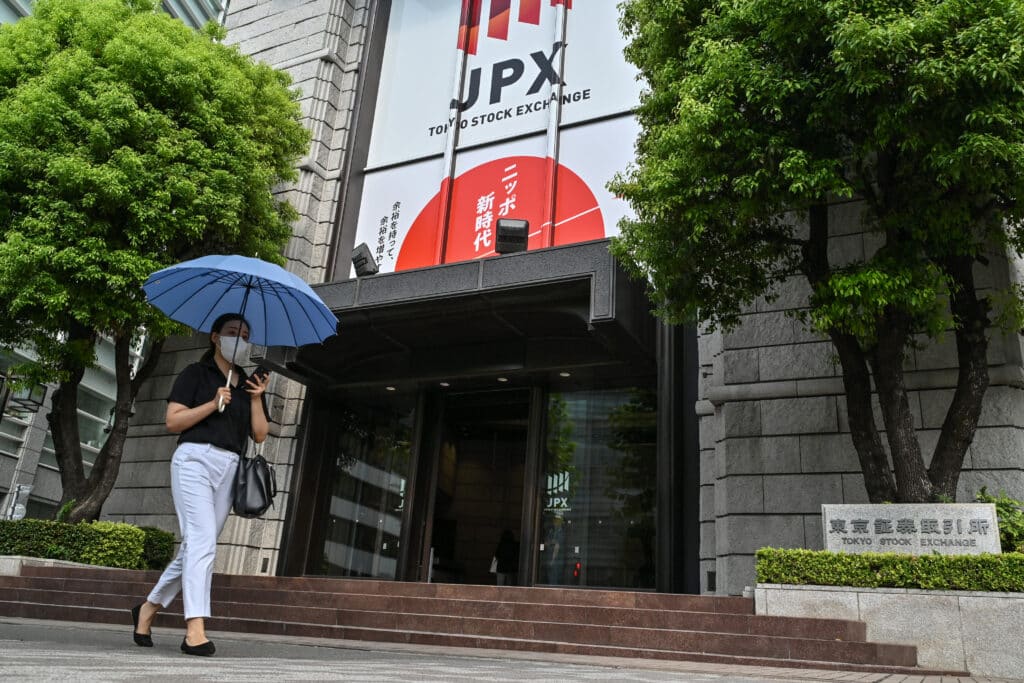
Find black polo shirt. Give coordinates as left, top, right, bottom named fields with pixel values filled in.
left=167, top=356, right=270, bottom=455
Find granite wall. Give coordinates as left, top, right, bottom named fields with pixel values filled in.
left=700, top=200, right=1024, bottom=595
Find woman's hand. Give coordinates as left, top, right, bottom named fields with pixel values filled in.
left=247, top=369, right=271, bottom=443
left=245, top=371, right=270, bottom=398
left=214, top=386, right=233, bottom=407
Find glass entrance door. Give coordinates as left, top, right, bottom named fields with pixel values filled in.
left=538, top=387, right=657, bottom=589
left=298, top=381, right=659, bottom=589
left=427, top=389, right=529, bottom=585
left=304, top=396, right=416, bottom=579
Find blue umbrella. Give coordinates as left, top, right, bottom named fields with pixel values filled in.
left=143, top=254, right=337, bottom=348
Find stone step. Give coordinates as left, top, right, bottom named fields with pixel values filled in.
left=17, top=565, right=752, bottom=613
left=4, top=564, right=969, bottom=676
left=0, top=586, right=885, bottom=663
left=0, top=577, right=865, bottom=641
left=0, top=600, right=966, bottom=677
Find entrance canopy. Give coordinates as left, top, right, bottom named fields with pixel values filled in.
left=263, top=240, right=655, bottom=392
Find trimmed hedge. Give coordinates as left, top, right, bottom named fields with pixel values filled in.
left=0, top=519, right=175, bottom=570
left=140, top=526, right=175, bottom=570
left=756, top=547, right=1024, bottom=592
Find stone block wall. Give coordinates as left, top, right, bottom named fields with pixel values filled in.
left=106, top=0, right=370, bottom=576
left=756, top=583, right=1024, bottom=678
left=699, top=199, right=1024, bottom=595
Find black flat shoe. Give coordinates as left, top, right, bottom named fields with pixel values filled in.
left=181, top=638, right=215, bottom=656
left=130, top=603, right=153, bottom=647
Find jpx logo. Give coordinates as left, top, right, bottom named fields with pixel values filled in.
left=457, top=0, right=574, bottom=55
left=546, top=471, right=571, bottom=510
left=453, top=0, right=573, bottom=112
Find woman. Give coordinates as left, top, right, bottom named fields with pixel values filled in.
left=130, top=313, right=270, bottom=656
left=493, top=529, right=520, bottom=586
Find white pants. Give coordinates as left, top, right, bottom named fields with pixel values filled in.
left=147, top=442, right=237, bottom=620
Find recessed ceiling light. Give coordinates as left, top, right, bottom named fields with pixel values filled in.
left=559, top=371, right=571, bottom=377
left=497, top=377, right=509, bottom=383
left=385, top=386, right=396, bottom=391
left=439, top=382, right=450, bottom=387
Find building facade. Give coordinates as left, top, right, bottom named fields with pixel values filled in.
left=102, top=0, right=1024, bottom=596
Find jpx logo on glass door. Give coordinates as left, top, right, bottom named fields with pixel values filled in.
left=546, top=471, right=571, bottom=512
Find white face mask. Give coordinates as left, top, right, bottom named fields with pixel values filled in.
left=218, top=335, right=250, bottom=363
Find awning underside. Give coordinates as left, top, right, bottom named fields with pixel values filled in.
left=262, top=241, right=656, bottom=392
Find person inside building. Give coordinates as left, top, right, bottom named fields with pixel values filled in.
left=130, top=313, right=270, bottom=656
left=493, top=529, right=520, bottom=586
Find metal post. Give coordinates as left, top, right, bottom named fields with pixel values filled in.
left=0, top=372, right=9, bottom=417
left=4, top=484, right=31, bottom=520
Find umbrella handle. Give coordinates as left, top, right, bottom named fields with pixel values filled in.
left=217, top=369, right=232, bottom=413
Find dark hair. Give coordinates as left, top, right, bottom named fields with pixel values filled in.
left=200, top=313, right=251, bottom=361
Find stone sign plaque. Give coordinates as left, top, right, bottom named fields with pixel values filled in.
left=821, top=503, right=1000, bottom=555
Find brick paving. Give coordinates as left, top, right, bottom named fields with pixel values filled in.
left=0, top=617, right=1016, bottom=682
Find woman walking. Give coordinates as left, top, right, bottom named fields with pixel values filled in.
left=131, top=313, right=270, bottom=656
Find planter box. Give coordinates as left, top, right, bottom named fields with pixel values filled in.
left=756, top=583, right=1024, bottom=679
left=0, top=555, right=100, bottom=577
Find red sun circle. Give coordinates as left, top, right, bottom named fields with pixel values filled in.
left=396, top=155, right=605, bottom=271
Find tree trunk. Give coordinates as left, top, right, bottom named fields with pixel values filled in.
left=63, top=335, right=166, bottom=523
left=800, top=202, right=896, bottom=502
left=868, top=311, right=932, bottom=502
left=929, top=255, right=990, bottom=499
left=829, top=331, right=898, bottom=502
left=66, top=334, right=133, bottom=522
left=50, top=378, right=88, bottom=509
left=49, top=324, right=94, bottom=515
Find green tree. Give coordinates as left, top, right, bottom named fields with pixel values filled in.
left=0, top=0, right=309, bottom=521
left=610, top=0, right=1024, bottom=503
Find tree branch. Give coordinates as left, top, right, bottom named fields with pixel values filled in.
left=74, top=334, right=166, bottom=521
left=800, top=203, right=897, bottom=502
left=48, top=321, right=95, bottom=511
left=868, top=309, right=932, bottom=501
left=929, top=255, right=990, bottom=498
left=131, top=336, right=165, bottom=396
left=830, top=330, right=898, bottom=502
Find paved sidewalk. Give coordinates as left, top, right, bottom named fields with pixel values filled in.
left=0, top=617, right=1013, bottom=682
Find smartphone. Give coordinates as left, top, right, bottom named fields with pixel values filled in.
left=253, top=365, right=270, bottom=381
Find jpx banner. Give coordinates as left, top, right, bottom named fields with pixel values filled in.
left=353, top=0, right=641, bottom=276
left=367, top=0, right=640, bottom=168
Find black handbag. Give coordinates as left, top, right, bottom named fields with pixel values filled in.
left=233, top=453, right=277, bottom=518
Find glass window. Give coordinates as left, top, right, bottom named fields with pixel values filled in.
left=77, top=387, right=114, bottom=420
left=310, top=400, right=415, bottom=579
left=538, top=387, right=657, bottom=589
left=0, top=418, right=25, bottom=458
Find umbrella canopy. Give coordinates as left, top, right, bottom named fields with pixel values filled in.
left=143, top=255, right=337, bottom=347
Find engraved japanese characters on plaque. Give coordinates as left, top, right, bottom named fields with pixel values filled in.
left=821, top=503, right=1001, bottom=555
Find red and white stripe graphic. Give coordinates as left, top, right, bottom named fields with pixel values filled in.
left=458, top=0, right=574, bottom=54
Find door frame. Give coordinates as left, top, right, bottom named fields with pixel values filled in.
left=401, top=387, right=546, bottom=585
